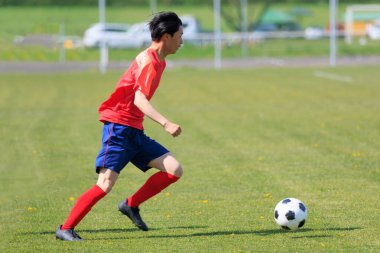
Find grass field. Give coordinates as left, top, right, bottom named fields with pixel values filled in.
left=0, top=65, right=379, bottom=252
left=0, top=4, right=337, bottom=39
left=1, top=4, right=380, bottom=61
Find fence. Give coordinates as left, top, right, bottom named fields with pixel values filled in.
left=1, top=2, right=380, bottom=70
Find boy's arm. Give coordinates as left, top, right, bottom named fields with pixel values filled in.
left=134, top=90, right=182, bottom=137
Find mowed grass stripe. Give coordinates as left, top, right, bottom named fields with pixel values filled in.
left=0, top=66, right=379, bottom=252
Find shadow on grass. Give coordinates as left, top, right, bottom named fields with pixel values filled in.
left=22, top=226, right=362, bottom=241
left=151, top=226, right=362, bottom=238
left=20, top=228, right=136, bottom=235
left=20, top=225, right=209, bottom=235
left=87, top=226, right=362, bottom=241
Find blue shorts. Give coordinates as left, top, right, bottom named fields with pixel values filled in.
left=95, top=122, right=169, bottom=174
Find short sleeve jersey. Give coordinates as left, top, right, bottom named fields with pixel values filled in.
left=98, top=48, right=166, bottom=130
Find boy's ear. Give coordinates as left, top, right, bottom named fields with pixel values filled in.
left=160, top=33, right=169, bottom=42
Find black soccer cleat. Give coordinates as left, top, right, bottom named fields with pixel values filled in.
left=55, top=225, right=83, bottom=241
left=118, top=200, right=149, bottom=231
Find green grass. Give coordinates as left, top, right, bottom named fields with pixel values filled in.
left=1, top=4, right=380, bottom=61
left=0, top=66, right=379, bottom=252
left=0, top=3, right=352, bottom=39
left=2, top=38, right=380, bottom=62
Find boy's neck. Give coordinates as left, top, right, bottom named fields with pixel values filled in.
left=150, top=41, right=167, bottom=61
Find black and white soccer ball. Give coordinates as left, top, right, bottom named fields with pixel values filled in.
left=274, top=198, right=307, bottom=230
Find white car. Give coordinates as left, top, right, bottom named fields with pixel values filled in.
left=304, top=26, right=325, bottom=40
left=367, top=20, right=380, bottom=40
left=181, top=15, right=202, bottom=42
left=86, top=15, right=202, bottom=49
left=113, top=15, right=203, bottom=48
left=108, top=22, right=151, bottom=48
left=83, top=23, right=130, bottom=48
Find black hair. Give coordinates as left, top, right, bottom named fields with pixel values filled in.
left=149, top=11, right=182, bottom=41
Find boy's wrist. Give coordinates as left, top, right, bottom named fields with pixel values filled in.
left=162, top=120, right=169, bottom=128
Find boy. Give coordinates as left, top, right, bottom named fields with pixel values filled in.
left=56, top=11, right=184, bottom=241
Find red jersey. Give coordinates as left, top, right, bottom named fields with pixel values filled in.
left=98, top=48, right=166, bottom=130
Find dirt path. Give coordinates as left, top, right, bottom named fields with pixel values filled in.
left=0, top=56, right=379, bottom=73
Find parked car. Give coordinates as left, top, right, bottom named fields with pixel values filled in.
left=107, top=22, right=151, bottom=48
left=250, top=21, right=303, bottom=41
left=367, top=20, right=380, bottom=40
left=180, top=15, right=203, bottom=42
left=304, top=26, right=325, bottom=40
left=250, top=23, right=278, bottom=40
left=116, top=15, right=203, bottom=48
left=83, top=15, right=203, bottom=49
left=83, top=23, right=130, bottom=48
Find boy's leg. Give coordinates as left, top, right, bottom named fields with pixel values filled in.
left=60, top=185, right=106, bottom=231
left=128, top=153, right=182, bottom=208
left=118, top=153, right=182, bottom=231
left=61, top=169, right=118, bottom=229
left=56, top=169, right=118, bottom=241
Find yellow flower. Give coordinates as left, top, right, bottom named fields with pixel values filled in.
left=257, top=156, right=266, bottom=161
left=263, top=193, right=272, bottom=199
left=68, top=197, right=75, bottom=201
left=351, top=152, right=363, bottom=157
left=27, top=207, right=36, bottom=212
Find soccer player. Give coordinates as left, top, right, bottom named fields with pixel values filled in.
left=55, top=11, right=184, bottom=241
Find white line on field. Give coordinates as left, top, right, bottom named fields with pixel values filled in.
left=313, top=70, right=353, bottom=83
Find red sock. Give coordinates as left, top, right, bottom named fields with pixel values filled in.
left=128, top=171, right=179, bottom=208
left=61, top=184, right=106, bottom=230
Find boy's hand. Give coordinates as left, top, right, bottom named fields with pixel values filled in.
left=163, top=121, right=182, bottom=137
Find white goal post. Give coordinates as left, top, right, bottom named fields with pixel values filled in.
left=345, top=4, right=380, bottom=44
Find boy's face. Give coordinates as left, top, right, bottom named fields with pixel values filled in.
left=165, top=26, right=183, bottom=54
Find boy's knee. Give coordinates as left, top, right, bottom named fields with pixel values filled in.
left=97, top=169, right=118, bottom=193
left=173, top=164, right=183, bottom=178
left=170, top=162, right=183, bottom=178
left=97, top=179, right=114, bottom=193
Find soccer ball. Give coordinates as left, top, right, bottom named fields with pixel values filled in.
left=274, top=198, right=307, bottom=230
